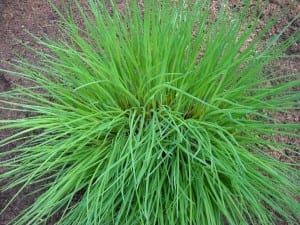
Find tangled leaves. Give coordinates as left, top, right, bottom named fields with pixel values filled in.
left=0, top=1, right=299, bottom=224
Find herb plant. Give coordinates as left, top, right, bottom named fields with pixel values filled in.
left=0, top=0, right=299, bottom=224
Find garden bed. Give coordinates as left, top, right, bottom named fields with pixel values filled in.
left=0, top=1, right=299, bottom=224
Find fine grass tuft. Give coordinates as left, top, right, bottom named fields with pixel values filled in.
left=0, top=0, right=299, bottom=224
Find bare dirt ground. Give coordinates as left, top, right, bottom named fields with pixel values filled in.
left=0, top=1, right=64, bottom=224
left=0, top=0, right=299, bottom=224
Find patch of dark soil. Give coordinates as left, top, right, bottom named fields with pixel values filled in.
left=0, top=73, right=10, bottom=92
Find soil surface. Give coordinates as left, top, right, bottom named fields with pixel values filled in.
left=0, top=1, right=299, bottom=225
left=0, top=2, right=64, bottom=224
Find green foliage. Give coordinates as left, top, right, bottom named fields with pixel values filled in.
left=0, top=0, right=299, bottom=224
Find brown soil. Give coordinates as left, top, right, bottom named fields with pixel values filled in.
left=0, top=1, right=63, bottom=224
left=0, top=1, right=299, bottom=225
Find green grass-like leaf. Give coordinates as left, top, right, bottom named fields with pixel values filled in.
left=0, top=0, right=299, bottom=224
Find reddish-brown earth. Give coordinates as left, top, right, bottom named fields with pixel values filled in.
left=0, top=1, right=64, bottom=224
left=0, top=1, right=299, bottom=224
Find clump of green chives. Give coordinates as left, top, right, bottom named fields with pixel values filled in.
left=0, top=0, right=299, bottom=224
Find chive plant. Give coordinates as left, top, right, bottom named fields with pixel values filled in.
left=0, top=0, right=299, bottom=224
